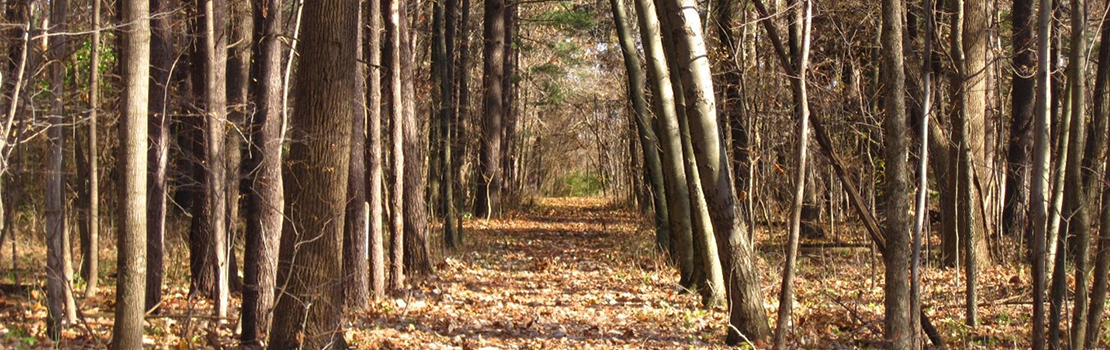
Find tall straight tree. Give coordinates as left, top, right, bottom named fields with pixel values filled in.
left=84, top=0, right=102, bottom=300
left=1062, top=0, right=1091, bottom=347
left=242, top=0, right=285, bottom=341
left=366, top=0, right=386, bottom=299
left=146, top=0, right=174, bottom=311
left=384, top=0, right=406, bottom=291
left=400, top=0, right=434, bottom=277
left=878, top=0, right=912, bottom=346
left=438, top=0, right=461, bottom=249
left=343, top=1, right=370, bottom=310
left=226, top=0, right=254, bottom=295
left=1029, top=0, right=1053, bottom=347
left=476, top=0, right=505, bottom=218
left=653, top=0, right=771, bottom=342
left=202, top=0, right=231, bottom=320
left=1005, top=0, right=1035, bottom=239
left=266, top=0, right=359, bottom=344
left=1088, top=15, right=1110, bottom=341
left=46, top=0, right=77, bottom=335
left=111, top=0, right=150, bottom=344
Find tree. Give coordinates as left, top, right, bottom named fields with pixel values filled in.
left=202, top=0, right=231, bottom=319
left=400, top=0, right=434, bottom=278
left=111, top=0, right=150, bottom=343
left=776, top=0, right=812, bottom=346
left=1062, top=0, right=1091, bottom=347
left=384, top=0, right=405, bottom=291
left=45, top=0, right=77, bottom=337
left=1005, top=0, right=1035, bottom=240
left=242, top=0, right=285, bottom=342
left=1029, top=0, right=1053, bottom=347
left=266, top=0, right=359, bottom=344
left=634, top=0, right=695, bottom=288
left=366, top=0, right=386, bottom=299
left=878, top=0, right=912, bottom=346
left=226, top=0, right=254, bottom=294
left=476, top=0, right=505, bottom=218
left=145, top=0, right=174, bottom=312
left=653, top=0, right=771, bottom=342
left=84, top=0, right=103, bottom=300
left=606, top=0, right=669, bottom=268
left=343, top=1, right=370, bottom=310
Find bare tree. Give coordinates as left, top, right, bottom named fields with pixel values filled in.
left=266, top=0, right=359, bottom=344
left=366, top=0, right=386, bottom=299
left=111, top=0, right=150, bottom=344
left=476, top=0, right=506, bottom=218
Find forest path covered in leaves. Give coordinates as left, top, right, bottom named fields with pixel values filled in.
left=347, top=197, right=724, bottom=349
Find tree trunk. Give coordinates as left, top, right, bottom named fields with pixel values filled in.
left=226, top=0, right=253, bottom=295
left=241, top=0, right=285, bottom=342
left=343, top=2, right=370, bottom=311
left=776, top=1, right=812, bottom=346
left=439, top=0, right=460, bottom=249
left=266, top=0, right=358, bottom=344
left=400, top=0, right=434, bottom=277
left=203, top=0, right=230, bottom=319
left=1030, top=0, right=1052, bottom=347
left=366, top=0, right=386, bottom=299
left=46, top=0, right=77, bottom=335
left=635, top=0, right=695, bottom=287
left=1005, top=0, right=1035, bottom=239
left=878, top=0, right=913, bottom=346
left=607, top=0, right=670, bottom=260
left=384, top=0, right=405, bottom=291
left=83, top=0, right=103, bottom=300
left=145, top=0, right=174, bottom=312
left=476, top=0, right=505, bottom=218
left=653, top=0, right=772, bottom=342
left=110, top=0, right=150, bottom=344
left=1064, top=0, right=1091, bottom=346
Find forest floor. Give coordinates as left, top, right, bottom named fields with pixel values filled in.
left=0, top=196, right=1096, bottom=348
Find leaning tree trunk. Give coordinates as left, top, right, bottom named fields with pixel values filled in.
left=635, top=0, right=695, bottom=288
left=266, top=0, right=359, bottom=344
left=1088, top=18, right=1110, bottom=341
left=476, top=0, right=505, bottom=219
left=241, top=0, right=285, bottom=342
left=878, top=0, right=913, bottom=346
left=653, top=0, right=772, bottom=342
left=111, top=0, right=150, bottom=345
left=607, top=0, right=670, bottom=259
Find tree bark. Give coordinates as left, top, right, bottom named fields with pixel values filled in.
left=476, top=0, right=505, bottom=218
left=203, top=0, right=230, bottom=319
left=653, top=0, right=772, bottom=342
left=242, top=0, right=285, bottom=342
left=1029, top=0, right=1052, bottom=347
left=400, top=0, right=434, bottom=277
left=344, top=1, right=370, bottom=311
left=1064, top=0, right=1091, bottom=346
left=111, top=0, right=150, bottom=344
left=226, top=0, right=253, bottom=295
left=635, top=0, right=695, bottom=287
left=366, top=0, right=386, bottom=299
left=145, top=0, right=174, bottom=312
left=1005, top=0, right=1035, bottom=239
left=776, top=1, right=812, bottom=346
left=384, top=0, right=406, bottom=291
left=46, top=0, right=77, bottom=335
left=878, top=0, right=912, bottom=346
left=607, top=0, right=670, bottom=261
left=266, top=0, right=359, bottom=344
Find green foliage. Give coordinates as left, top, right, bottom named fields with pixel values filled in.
left=534, top=5, right=596, bottom=34
left=557, top=172, right=604, bottom=197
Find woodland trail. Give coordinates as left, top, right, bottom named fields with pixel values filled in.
left=348, top=197, right=724, bottom=349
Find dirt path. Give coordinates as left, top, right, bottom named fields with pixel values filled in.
left=348, top=197, right=725, bottom=349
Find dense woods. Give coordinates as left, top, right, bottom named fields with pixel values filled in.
left=2, top=0, right=1110, bottom=347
